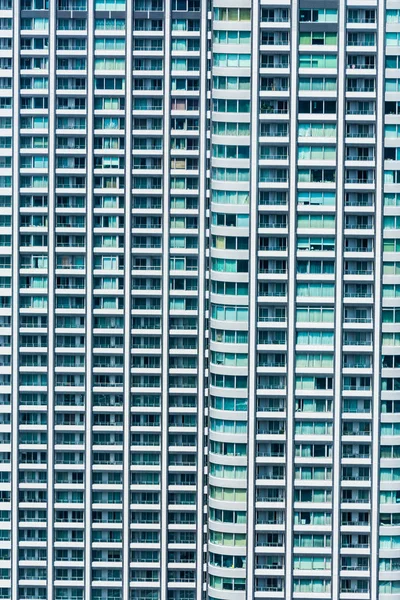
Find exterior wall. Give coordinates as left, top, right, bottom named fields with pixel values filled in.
left=9, top=1, right=206, bottom=599
left=1, top=0, right=399, bottom=599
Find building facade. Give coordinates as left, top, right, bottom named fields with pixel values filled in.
left=1, top=0, right=400, bottom=599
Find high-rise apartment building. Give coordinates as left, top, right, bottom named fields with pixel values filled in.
left=2, top=0, right=400, bottom=598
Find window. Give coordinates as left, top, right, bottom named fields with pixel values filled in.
left=299, top=54, right=337, bottom=69
left=298, top=122, right=336, bottom=137
left=298, top=145, right=336, bottom=160
left=298, top=168, right=336, bottom=183
left=95, top=0, right=125, bottom=8
left=213, top=31, right=251, bottom=45
left=213, top=52, right=251, bottom=67
left=299, top=8, right=337, bottom=22
left=297, top=283, right=335, bottom=298
left=297, top=237, right=335, bottom=251
left=213, top=7, right=251, bottom=21
left=299, top=31, right=337, bottom=45
left=211, top=304, right=248, bottom=322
